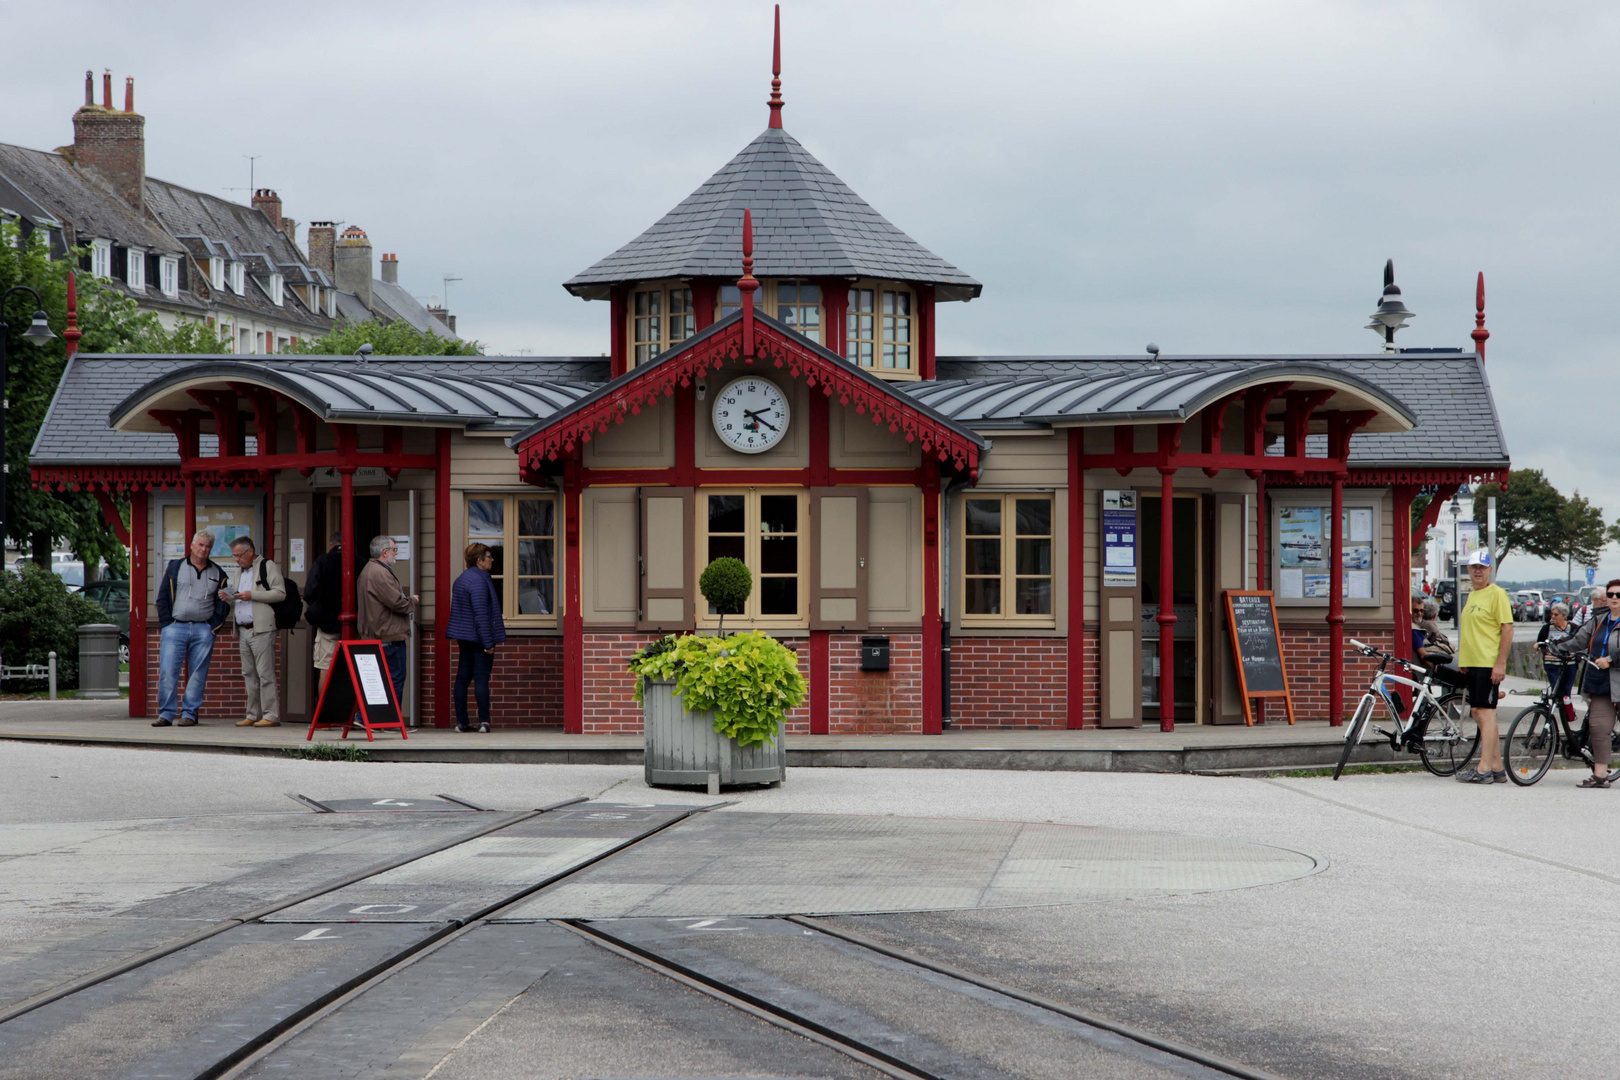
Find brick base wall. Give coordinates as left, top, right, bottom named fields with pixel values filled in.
left=825, top=633, right=922, bottom=734
left=1280, top=624, right=1396, bottom=723
left=142, top=625, right=278, bottom=722
left=948, top=637, right=1068, bottom=728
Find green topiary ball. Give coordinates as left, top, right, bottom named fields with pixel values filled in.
left=700, top=557, right=752, bottom=613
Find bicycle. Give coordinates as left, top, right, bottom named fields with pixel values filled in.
left=1333, top=639, right=1479, bottom=780
left=1503, top=651, right=1620, bottom=785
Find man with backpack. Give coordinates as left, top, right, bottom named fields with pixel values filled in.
left=226, top=536, right=287, bottom=728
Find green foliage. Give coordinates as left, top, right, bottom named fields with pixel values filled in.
left=699, top=556, right=752, bottom=634
left=291, top=318, right=481, bottom=357
left=0, top=563, right=108, bottom=689
left=1474, top=469, right=1566, bottom=569
left=281, top=743, right=372, bottom=762
left=627, top=631, right=807, bottom=747
left=1555, top=490, right=1606, bottom=579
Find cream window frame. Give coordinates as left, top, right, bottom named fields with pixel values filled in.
left=846, top=279, right=917, bottom=381
left=957, top=492, right=1057, bottom=629
left=628, top=282, right=695, bottom=368
left=714, top=280, right=824, bottom=345
left=463, top=492, right=561, bottom=628
left=695, top=488, right=811, bottom=631
left=127, top=247, right=145, bottom=289
left=90, top=239, right=112, bottom=280
left=160, top=256, right=179, bottom=297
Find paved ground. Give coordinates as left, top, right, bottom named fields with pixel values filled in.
left=1, top=739, right=1614, bottom=1079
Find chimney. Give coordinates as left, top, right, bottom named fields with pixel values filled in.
left=307, top=221, right=336, bottom=279
left=335, top=225, right=373, bottom=309
left=380, top=252, right=398, bottom=285
left=67, top=70, right=146, bottom=213
left=427, top=305, right=457, bottom=334
left=251, top=189, right=283, bottom=231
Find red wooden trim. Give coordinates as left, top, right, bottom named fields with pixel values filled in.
left=577, top=466, right=925, bottom=488
left=1067, top=428, right=1085, bottom=728
left=435, top=428, right=452, bottom=728
left=809, top=377, right=831, bottom=488
left=739, top=209, right=759, bottom=358
left=92, top=490, right=129, bottom=546
left=610, top=284, right=628, bottom=378
left=921, top=461, right=942, bottom=734
left=151, top=409, right=202, bottom=459
left=810, top=630, right=830, bottom=734
left=818, top=277, right=848, bottom=358
left=1327, top=476, right=1345, bottom=725
left=918, top=284, right=936, bottom=380
left=1393, top=484, right=1417, bottom=664
left=563, top=456, right=584, bottom=734
left=692, top=280, right=718, bottom=332
left=1471, top=271, right=1489, bottom=362
left=382, top=426, right=404, bottom=478
left=1255, top=472, right=1267, bottom=592
left=230, top=384, right=280, bottom=456
left=1082, top=451, right=1350, bottom=475
left=183, top=475, right=197, bottom=546
left=339, top=467, right=356, bottom=640
left=674, top=383, right=696, bottom=487
left=187, top=389, right=245, bottom=457
left=1156, top=467, right=1176, bottom=732
left=1412, top=482, right=1462, bottom=554
left=129, top=489, right=148, bottom=717
left=582, top=467, right=679, bottom=487
left=179, top=452, right=438, bottom=474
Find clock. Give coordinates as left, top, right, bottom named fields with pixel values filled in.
left=711, top=376, right=791, bottom=454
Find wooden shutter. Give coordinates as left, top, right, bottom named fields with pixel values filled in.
left=639, top=487, right=693, bottom=631
left=811, top=487, right=867, bottom=630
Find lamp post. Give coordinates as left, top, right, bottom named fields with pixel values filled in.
left=1449, top=495, right=1462, bottom=630
left=1366, top=259, right=1415, bottom=353
left=0, top=286, right=58, bottom=559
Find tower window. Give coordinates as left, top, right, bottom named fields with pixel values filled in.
left=846, top=282, right=914, bottom=376
left=630, top=283, right=694, bottom=367
left=715, top=280, right=821, bottom=344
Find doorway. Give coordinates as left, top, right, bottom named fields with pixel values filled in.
left=316, top=494, right=382, bottom=559
left=1141, top=493, right=1201, bottom=724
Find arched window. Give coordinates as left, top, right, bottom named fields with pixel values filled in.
left=847, top=282, right=914, bottom=376
left=629, top=282, right=694, bottom=367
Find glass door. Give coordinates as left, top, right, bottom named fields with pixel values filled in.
left=1140, top=494, right=1201, bottom=723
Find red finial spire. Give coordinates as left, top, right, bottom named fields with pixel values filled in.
left=1470, top=271, right=1488, bottom=363
left=767, top=4, right=784, bottom=129
left=739, top=209, right=759, bottom=360
left=65, top=272, right=81, bottom=359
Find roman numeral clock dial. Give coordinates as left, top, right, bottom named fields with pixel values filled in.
left=711, top=376, right=791, bottom=454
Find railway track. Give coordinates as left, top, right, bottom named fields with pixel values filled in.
left=0, top=800, right=1290, bottom=1080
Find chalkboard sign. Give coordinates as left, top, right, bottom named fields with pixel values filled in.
left=1222, top=591, right=1296, bottom=726
left=305, top=640, right=409, bottom=742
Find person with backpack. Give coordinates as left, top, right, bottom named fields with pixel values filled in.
left=225, top=536, right=287, bottom=728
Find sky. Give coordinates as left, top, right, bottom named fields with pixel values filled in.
left=5, top=0, right=1617, bottom=580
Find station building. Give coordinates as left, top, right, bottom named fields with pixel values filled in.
left=29, top=31, right=1508, bottom=735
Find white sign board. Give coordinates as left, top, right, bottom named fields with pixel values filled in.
left=289, top=538, right=306, bottom=573
left=1100, top=490, right=1138, bottom=588
left=352, top=653, right=392, bottom=706
left=390, top=535, right=412, bottom=562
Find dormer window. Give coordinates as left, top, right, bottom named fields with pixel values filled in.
left=269, top=273, right=284, bottom=307
left=209, top=257, right=224, bottom=290
left=160, top=256, right=179, bottom=298
left=629, top=282, right=694, bottom=367
left=847, top=282, right=914, bottom=377
left=228, top=262, right=245, bottom=296
left=126, top=247, right=145, bottom=290
left=715, top=279, right=823, bottom=345
left=90, top=239, right=112, bottom=279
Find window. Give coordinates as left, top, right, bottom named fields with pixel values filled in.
left=961, top=494, right=1055, bottom=625
left=269, top=272, right=284, bottom=307
left=847, top=283, right=914, bottom=375
left=126, top=247, right=144, bottom=289
left=466, top=494, right=559, bottom=624
left=700, top=489, right=808, bottom=627
left=629, top=284, right=694, bottom=367
left=239, top=327, right=252, bottom=354
left=228, top=262, right=245, bottom=295
left=209, top=257, right=224, bottom=290
left=775, top=279, right=821, bottom=343
left=160, top=256, right=179, bottom=297
left=91, top=239, right=111, bottom=279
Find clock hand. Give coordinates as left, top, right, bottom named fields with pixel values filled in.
left=743, top=409, right=779, bottom=432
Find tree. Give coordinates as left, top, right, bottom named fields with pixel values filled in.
left=2, top=219, right=227, bottom=574
left=291, top=318, right=481, bottom=357
left=1553, top=490, right=1606, bottom=591
left=1473, top=468, right=1565, bottom=572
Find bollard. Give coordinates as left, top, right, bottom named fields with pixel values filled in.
left=48, top=651, right=57, bottom=700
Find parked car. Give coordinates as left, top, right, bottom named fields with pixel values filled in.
left=1435, top=581, right=1457, bottom=622
left=1515, top=589, right=1547, bottom=622
left=77, top=578, right=131, bottom=665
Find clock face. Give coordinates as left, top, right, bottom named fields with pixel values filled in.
left=711, top=376, right=791, bottom=454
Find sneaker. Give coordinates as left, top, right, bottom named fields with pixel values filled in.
left=456, top=725, right=474, bottom=733
left=1457, top=768, right=1497, bottom=784
left=478, top=723, right=490, bottom=734
left=176, top=718, right=198, bottom=727
left=253, top=719, right=281, bottom=727
left=151, top=718, right=173, bottom=727
left=235, top=718, right=257, bottom=727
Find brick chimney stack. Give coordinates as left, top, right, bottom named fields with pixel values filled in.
left=307, top=222, right=336, bottom=279
left=335, top=225, right=374, bottom=310
left=252, top=189, right=283, bottom=230
left=67, top=69, right=146, bottom=213
left=380, top=252, right=399, bottom=286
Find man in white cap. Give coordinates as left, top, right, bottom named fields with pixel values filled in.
left=1456, top=549, right=1515, bottom=783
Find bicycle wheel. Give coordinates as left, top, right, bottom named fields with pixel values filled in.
left=1333, top=694, right=1377, bottom=780
left=1420, top=690, right=1481, bottom=776
left=1505, top=704, right=1558, bottom=786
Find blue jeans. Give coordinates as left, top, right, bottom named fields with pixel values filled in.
left=382, top=641, right=407, bottom=705
left=158, top=621, right=217, bottom=721
left=454, top=640, right=494, bottom=728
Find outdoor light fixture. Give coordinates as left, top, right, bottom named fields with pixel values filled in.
left=23, top=310, right=55, bottom=344
left=1366, top=259, right=1414, bottom=352
left=0, top=286, right=59, bottom=552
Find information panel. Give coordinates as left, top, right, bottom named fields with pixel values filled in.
left=307, top=640, right=408, bottom=742
left=1101, top=489, right=1138, bottom=587
left=1222, top=590, right=1296, bottom=726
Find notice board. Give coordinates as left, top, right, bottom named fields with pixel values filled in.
left=306, top=640, right=408, bottom=742
left=1222, top=591, right=1295, bottom=725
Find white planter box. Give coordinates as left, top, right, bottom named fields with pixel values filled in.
left=642, top=680, right=785, bottom=789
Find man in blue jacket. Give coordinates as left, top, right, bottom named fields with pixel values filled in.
left=152, top=530, right=229, bottom=727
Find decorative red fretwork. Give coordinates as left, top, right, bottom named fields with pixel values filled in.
left=30, top=465, right=259, bottom=493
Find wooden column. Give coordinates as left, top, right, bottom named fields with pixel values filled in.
left=917, top=284, right=937, bottom=380
left=183, top=476, right=197, bottom=548
left=809, top=385, right=831, bottom=735
left=1067, top=428, right=1086, bottom=728
left=129, top=488, right=149, bottom=718
left=563, top=455, right=584, bottom=734
left=1254, top=470, right=1267, bottom=724
left=817, top=277, right=848, bottom=357
left=1328, top=475, right=1346, bottom=725
left=1393, top=484, right=1417, bottom=664
left=435, top=428, right=453, bottom=727
left=261, top=474, right=276, bottom=567
left=921, top=460, right=943, bottom=734
left=339, top=467, right=356, bottom=640
left=1156, top=466, right=1177, bottom=732
left=609, top=285, right=628, bottom=377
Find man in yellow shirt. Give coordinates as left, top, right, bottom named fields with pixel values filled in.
left=1456, top=550, right=1515, bottom=783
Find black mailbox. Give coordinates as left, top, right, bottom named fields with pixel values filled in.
left=860, top=636, right=890, bottom=671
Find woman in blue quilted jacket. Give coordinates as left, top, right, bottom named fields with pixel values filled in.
left=446, top=543, right=506, bottom=733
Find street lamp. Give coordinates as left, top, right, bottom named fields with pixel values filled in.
left=1, top=286, right=58, bottom=559
left=1366, top=259, right=1415, bottom=353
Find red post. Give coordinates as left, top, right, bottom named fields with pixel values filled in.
left=1328, top=475, right=1345, bottom=725
left=183, top=476, right=197, bottom=550
left=339, top=467, right=356, bottom=639
left=1067, top=428, right=1086, bottom=728
left=609, top=285, right=628, bottom=377
left=1157, top=467, right=1177, bottom=732
left=563, top=455, right=584, bottom=734
left=810, top=631, right=830, bottom=735
left=768, top=3, right=784, bottom=129
left=1255, top=472, right=1267, bottom=590
left=1393, top=484, right=1416, bottom=665
left=65, top=272, right=81, bottom=359
left=918, top=285, right=937, bottom=380
left=817, top=277, right=848, bottom=357
left=739, top=209, right=759, bottom=359
left=921, top=461, right=943, bottom=734
left=129, top=488, right=148, bottom=717
left=435, top=428, right=452, bottom=727
left=262, top=477, right=276, bottom=567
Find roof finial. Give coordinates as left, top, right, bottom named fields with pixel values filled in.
left=65, top=271, right=81, bottom=359
left=767, top=4, right=784, bottom=129
left=1471, top=271, right=1488, bottom=362
left=739, top=209, right=760, bottom=359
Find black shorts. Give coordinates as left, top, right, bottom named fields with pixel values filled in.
left=1462, top=667, right=1500, bottom=709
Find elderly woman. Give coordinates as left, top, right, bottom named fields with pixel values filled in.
left=1548, top=580, right=1620, bottom=787
left=445, top=542, right=506, bottom=733
left=1537, top=602, right=1579, bottom=703
left=1415, top=598, right=1453, bottom=666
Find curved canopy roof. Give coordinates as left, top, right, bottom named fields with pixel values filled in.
left=565, top=127, right=981, bottom=302
left=109, top=360, right=598, bottom=433
left=902, top=361, right=1418, bottom=433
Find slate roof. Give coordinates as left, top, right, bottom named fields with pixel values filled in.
left=930, top=352, right=1508, bottom=468
left=0, top=143, right=179, bottom=255
left=565, top=127, right=981, bottom=302
left=370, top=278, right=459, bottom=340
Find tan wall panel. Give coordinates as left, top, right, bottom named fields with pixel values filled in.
left=820, top=497, right=860, bottom=590
left=821, top=597, right=858, bottom=622
left=644, top=497, right=685, bottom=590
left=1107, top=630, right=1136, bottom=719
left=583, top=488, right=638, bottom=623
left=646, top=597, right=684, bottom=622
left=695, top=372, right=809, bottom=467
left=1108, top=596, right=1133, bottom=621
left=976, top=433, right=1067, bottom=487
left=828, top=404, right=922, bottom=468
left=868, top=487, right=921, bottom=624
left=585, top=393, right=674, bottom=467
left=452, top=432, right=524, bottom=488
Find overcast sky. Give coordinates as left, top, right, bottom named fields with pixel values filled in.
left=7, top=0, right=1617, bottom=581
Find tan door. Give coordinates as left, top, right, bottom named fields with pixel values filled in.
left=1207, top=493, right=1249, bottom=724
left=282, top=493, right=314, bottom=724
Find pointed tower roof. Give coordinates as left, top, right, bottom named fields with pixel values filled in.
left=565, top=9, right=980, bottom=303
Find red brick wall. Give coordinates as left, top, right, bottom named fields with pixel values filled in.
left=436, top=635, right=565, bottom=729
left=824, top=633, right=922, bottom=734
left=142, top=626, right=273, bottom=722
left=1280, top=623, right=1395, bottom=723
left=948, top=637, right=1068, bottom=728
left=582, top=632, right=663, bottom=735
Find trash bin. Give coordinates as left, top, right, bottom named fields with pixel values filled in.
left=77, top=623, right=122, bottom=699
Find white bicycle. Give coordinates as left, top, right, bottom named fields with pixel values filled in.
left=1333, top=639, right=1479, bottom=780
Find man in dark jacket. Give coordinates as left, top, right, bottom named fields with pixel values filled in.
left=153, top=530, right=229, bottom=727
left=303, top=531, right=345, bottom=678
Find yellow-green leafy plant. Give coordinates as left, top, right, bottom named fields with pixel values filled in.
left=628, top=631, right=806, bottom=746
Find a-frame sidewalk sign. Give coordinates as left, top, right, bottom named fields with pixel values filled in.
left=306, top=639, right=409, bottom=741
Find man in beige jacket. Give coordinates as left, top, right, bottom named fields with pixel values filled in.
left=225, top=537, right=286, bottom=727
left=358, top=535, right=419, bottom=705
